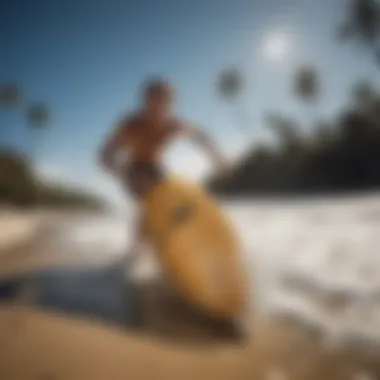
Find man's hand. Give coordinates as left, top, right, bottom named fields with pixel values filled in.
left=179, top=123, right=233, bottom=174
left=218, top=158, right=234, bottom=179
left=182, top=124, right=234, bottom=178
left=98, top=116, right=129, bottom=175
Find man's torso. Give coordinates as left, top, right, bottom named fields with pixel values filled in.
left=120, top=112, right=181, bottom=164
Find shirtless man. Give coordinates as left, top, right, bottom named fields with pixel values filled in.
left=99, top=78, right=230, bottom=259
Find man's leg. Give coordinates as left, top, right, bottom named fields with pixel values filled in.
left=127, top=212, right=147, bottom=266
left=123, top=162, right=164, bottom=271
left=123, top=211, right=147, bottom=329
left=123, top=163, right=152, bottom=266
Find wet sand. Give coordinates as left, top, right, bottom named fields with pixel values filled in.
left=0, top=302, right=379, bottom=380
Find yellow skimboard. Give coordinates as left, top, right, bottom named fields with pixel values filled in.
left=142, top=176, right=247, bottom=318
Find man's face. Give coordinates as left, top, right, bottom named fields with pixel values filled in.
left=145, top=88, right=174, bottom=119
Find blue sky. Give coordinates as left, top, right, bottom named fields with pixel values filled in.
left=1, top=0, right=379, bottom=204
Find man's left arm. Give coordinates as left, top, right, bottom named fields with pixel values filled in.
left=175, top=121, right=231, bottom=174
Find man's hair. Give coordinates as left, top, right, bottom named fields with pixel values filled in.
left=142, top=77, right=173, bottom=99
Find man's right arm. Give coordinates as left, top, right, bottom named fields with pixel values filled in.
left=177, top=123, right=232, bottom=175
left=98, top=117, right=129, bottom=174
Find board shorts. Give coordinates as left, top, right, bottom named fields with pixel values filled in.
left=123, top=162, right=165, bottom=198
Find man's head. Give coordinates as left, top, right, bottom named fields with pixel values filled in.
left=141, top=77, right=175, bottom=119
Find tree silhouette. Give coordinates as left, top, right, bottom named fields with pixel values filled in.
left=26, top=103, right=51, bottom=205
left=209, top=80, right=380, bottom=196
left=26, top=103, right=50, bottom=164
left=337, top=0, right=380, bottom=67
left=352, top=80, right=380, bottom=125
left=352, top=79, right=377, bottom=108
left=217, top=67, right=250, bottom=134
left=0, top=84, right=22, bottom=146
left=218, top=67, right=243, bottom=99
left=293, top=65, right=321, bottom=130
left=0, top=86, right=103, bottom=208
left=293, top=65, right=320, bottom=104
left=264, top=112, right=301, bottom=150
left=27, top=103, right=50, bottom=128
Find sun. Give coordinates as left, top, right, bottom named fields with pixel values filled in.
left=262, top=31, right=292, bottom=62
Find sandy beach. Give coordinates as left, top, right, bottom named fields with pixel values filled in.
left=0, top=302, right=379, bottom=380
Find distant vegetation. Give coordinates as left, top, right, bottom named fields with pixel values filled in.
left=209, top=81, right=380, bottom=196
left=0, top=149, right=106, bottom=210
left=210, top=0, right=380, bottom=197
left=0, top=85, right=106, bottom=210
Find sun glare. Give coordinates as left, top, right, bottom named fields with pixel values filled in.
left=262, top=31, right=292, bottom=62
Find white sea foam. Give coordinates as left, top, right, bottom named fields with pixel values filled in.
left=65, top=193, right=380, bottom=344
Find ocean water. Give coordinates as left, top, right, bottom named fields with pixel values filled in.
left=64, top=194, right=380, bottom=346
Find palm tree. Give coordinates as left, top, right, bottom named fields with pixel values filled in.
left=293, top=65, right=321, bottom=135
left=314, top=120, right=334, bottom=146
left=293, top=66, right=319, bottom=103
left=264, top=111, right=301, bottom=150
left=0, top=84, right=22, bottom=147
left=26, top=103, right=50, bottom=205
left=352, top=79, right=377, bottom=108
left=293, top=65, right=320, bottom=106
left=217, top=67, right=250, bottom=134
left=27, top=103, right=50, bottom=126
left=352, top=79, right=380, bottom=126
left=26, top=102, right=50, bottom=161
left=337, top=0, right=380, bottom=67
left=218, top=67, right=243, bottom=99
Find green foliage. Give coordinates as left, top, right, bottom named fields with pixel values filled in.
left=337, top=0, right=380, bottom=65
left=217, top=67, right=244, bottom=99
left=209, top=81, right=380, bottom=196
left=0, top=85, right=22, bottom=108
left=27, top=103, right=50, bottom=129
left=293, top=66, right=320, bottom=103
left=0, top=149, right=106, bottom=210
left=0, top=150, right=34, bottom=206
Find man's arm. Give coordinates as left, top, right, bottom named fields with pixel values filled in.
left=98, top=117, right=128, bottom=175
left=177, top=122, right=231, bottom=173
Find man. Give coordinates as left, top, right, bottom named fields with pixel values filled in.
left=98, top=78, right=248, bottom=341
left=99, top=78, right=230, bottom=258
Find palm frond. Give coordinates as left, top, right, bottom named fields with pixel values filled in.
left=336, top=22, right=355, bottom=42
left=27, top=103, right=50, bottom=129
left=0, top=85, right=22, bottom=108
left=217, top=67, right=244, bottom=99
left=293, top=65, right=320, bottom=103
